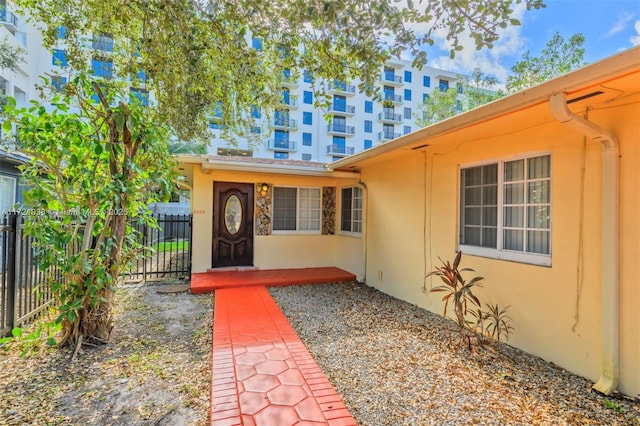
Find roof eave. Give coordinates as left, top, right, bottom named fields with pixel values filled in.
left=175, top=154, right=208, bottom=164
left=196, top=158, right=361, bottom=179
left=329, top=46, right=640, bottom=171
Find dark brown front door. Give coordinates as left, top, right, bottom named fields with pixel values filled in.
left=212, top=182, right=254, bottom=268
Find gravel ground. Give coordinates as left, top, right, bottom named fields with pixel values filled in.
left=270, top=282, right=639, bottom=426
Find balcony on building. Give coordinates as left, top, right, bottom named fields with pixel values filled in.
left=378, top=110, right=402, bottom=124
left=328, top=103, right=355, bottom=116
left=378, top=130, right=402, bottom=142
left=92, top=33, right=114, bottom=52
left=0, top=7, right=19, bottom=33
left=209, top=113, right=224, bottom=130
left=385, top=59, right=405, bottom=68
left=329, top=81, right=356, bottom=96
left=273, top=117, right=298, bottom=131
left=383, top=93, right=403, bottom=105
left=380, top=73, right=403, bottom=86
left=326, top=123, right=356, bottom=137
left=268, top=139, right=297, bottom=152
left=326, top=144, right=355, bottom=157
left=280, top=69, right=299, bottom=87
left=280, top=97, right=299, bottom=109
left=435, top=72, right=457, bottom=92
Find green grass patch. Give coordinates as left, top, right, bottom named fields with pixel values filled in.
left=152, top=240, right=189, bottom=253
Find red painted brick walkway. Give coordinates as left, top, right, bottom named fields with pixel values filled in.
left=211, top=286, right=357, bottom=426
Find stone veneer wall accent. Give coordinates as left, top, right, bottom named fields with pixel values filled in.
left=322, top=187, right=336, bottom=235
left=255, top=183, right=272, bottom=236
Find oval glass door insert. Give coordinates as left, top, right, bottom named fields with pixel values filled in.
left=224, top=195, right=242, bottom=235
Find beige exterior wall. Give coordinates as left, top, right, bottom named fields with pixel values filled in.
left=358, top=100, right=639, bottom=396
left=616, top=100, right=640, bottom=398
left=188, top=166, right=364, bottom=278
left=181, top=79, right=638, bottom=395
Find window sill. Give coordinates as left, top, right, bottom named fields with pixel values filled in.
left=271, top=231, right=322, bottom=236
left=338, top=231, right=362, bottom=238
left=459, top=245, right=552, bottom=267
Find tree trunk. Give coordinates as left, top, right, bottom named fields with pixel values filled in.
left=83, top=195, right=129, bottom=344
left=58, top=91, right=134, bottom=349
left=60, top=196, right=128, bottom=348
left=81, top=287, right=114, bottom=342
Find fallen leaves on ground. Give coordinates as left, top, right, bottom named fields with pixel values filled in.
left=0, top=281, right=213, bottom=426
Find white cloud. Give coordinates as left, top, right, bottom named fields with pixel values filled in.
left=605, top=11, right=635, bottom=38
left=631, top=20, right=640, bottom=45
left=427, top=3, right=529, bottom=83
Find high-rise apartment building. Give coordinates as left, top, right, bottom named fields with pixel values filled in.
left=0, top=2, right=52, bottom=111
left=1, top=2, right=466, bottom=166
left=209, top=56, right=464, bottom=162
left=0, top=1, right=53, bottom=213
left=1, top=1, right=147, bottom=113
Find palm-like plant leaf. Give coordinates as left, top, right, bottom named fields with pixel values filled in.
left=427, top=251, right=491, bottom=346
left=484, top=303, right=514, bottom=342
left=452, top=250, right=462, bottom=270
left=427, top=253, right=515, bottom=348
left=467, top=276, right=484, bottom=286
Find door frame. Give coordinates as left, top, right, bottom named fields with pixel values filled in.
left=212, top=181, right=254, bottom=268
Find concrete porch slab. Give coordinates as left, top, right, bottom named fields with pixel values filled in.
left=191, top=267, right=356, bottom=294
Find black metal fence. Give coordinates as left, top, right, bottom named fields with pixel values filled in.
left=124, top=214, right=193, bottom=282
left=1, top=212, right=57, bottom=338
left=1, top=212, right=193, bottom=337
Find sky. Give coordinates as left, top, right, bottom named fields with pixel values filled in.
left=418, top=0, right=640, bottom=84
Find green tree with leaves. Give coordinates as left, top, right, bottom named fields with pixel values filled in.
left=0, top=36, right=24, bottom=120
left=415, top=87, right=460, bottom=127
left=15, top=0, right=544, bottom=144
left=416, top=31, right=584, bottom=127
left=168, top=139, right=207, bottom=155
left=506, top=32, right=586, bottom=93
left=4, top=75, right=174, bottom=349
left=465, top=69, right=505, bottom=109
left=5, top=0, right=544, bottom=350
left=416, top=69, right=503, bottom=127
left=0, top=37, right=23, bottom=71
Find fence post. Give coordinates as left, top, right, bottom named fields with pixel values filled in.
left=142, top=218, right=148, bottom=281
left=6, top=212, right=17, bottom=332
left=188, top=214, right=193, bottom=276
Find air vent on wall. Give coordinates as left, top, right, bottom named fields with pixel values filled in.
left=411, top=144, right=429, bottom=150
left=567, top=91, right=604, bottom=104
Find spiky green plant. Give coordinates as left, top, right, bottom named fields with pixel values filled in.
left=484, top=303, right=514, bottom=342
left=428, top=251, right=484, bottom=348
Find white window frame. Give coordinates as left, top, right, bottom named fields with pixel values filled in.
left=272, top=186, right=321, bottom=235
left=0, top=174, right=17, bottom=215
left=459, top=152, right=552, bottom=266
left=340, top=186, right=363, bottom=236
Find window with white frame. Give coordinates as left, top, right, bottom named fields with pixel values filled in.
left=0, top=175, right=17, bottom=215
left=341, top=187, right=362, bottom=234
left=273, top=187, right=321, bottom=232
left=459, top=154, right=551, bottom=265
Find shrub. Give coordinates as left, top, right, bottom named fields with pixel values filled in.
left=483, top=303, right=514, bottom=342
left=427, top=251, right=484, bottom=349
left=427, top=251, right=514, bottom=349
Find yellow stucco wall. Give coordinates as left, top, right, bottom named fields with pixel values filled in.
left=358, top=100, right=639, bottom=396
left=616, top=99, right=640, bottom=398
left=181, top=91, right=638, bottom=395
left=188, top=167, right=364, bottom=278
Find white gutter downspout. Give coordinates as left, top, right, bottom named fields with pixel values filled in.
left=549, top=92, right=620, bottom=395
left=358, top=181, right=368, bottom=283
